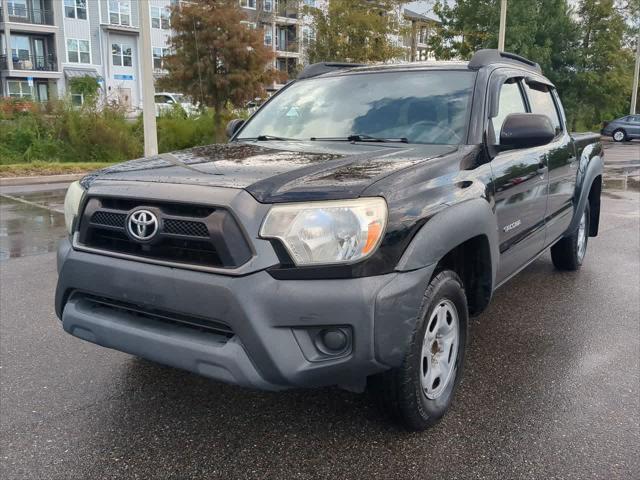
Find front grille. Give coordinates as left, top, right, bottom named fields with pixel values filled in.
left=79, top=294, right=234, bottom=342
left=163, top=219, right=209, bottom=237
left=91, top=211, right=127, bottom=228
left=77, top=197, right=252, bottom=269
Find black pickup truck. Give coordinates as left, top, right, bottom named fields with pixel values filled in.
left=56, top=50, right=603, bottom=430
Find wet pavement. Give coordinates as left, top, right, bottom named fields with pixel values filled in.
left=0, top=141, right=638, bottom=479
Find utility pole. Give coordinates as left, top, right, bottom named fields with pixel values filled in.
left=139, top=0, right=158, bottom=156
left=498, top=0, right=507, bottom=52
left=631, top=34, right=639, bottom=115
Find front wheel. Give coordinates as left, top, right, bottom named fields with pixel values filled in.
left=551, top=203, right=590, bottom=271
left=368, top=270, right=468, bottom=431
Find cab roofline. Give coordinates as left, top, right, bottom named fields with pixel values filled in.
left=297, top=49, right=542, bottom=80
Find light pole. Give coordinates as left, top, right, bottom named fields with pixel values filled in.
left=139, top=0, right=158, bottom=156
left=631, top=34, right=639, bottom=115
left=498, top=0, right=507, bottom=52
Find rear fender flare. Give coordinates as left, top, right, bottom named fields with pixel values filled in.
left=568, top=147, right=603, bottom=233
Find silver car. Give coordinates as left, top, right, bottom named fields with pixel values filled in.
left=601, top=114, right=640, bottom=142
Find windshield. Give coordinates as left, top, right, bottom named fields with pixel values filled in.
left=237, top=70, right=476, bottom=145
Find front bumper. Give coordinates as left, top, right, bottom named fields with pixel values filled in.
left=56, top=239, right=434, bottom=391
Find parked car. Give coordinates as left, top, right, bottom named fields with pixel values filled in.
left=154, top=92, right=198, bottom=117
left=57, top=50, right=603, bottom=431
left=601, top=114, right=640, bottom=142
left=245, top=97, right=266, bottom=115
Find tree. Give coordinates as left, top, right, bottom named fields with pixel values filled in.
left=567, top=0, right=635, bottom=129
left=158, top=0, right=278, bottom=132
left=428, top=0, right=635, bottom=128
left=304, top=0, right=409, bottom=63
left=69, top=75, right=102, bottom=105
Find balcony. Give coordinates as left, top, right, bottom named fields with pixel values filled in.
left=275, top=2, right=298, bottom=22
left=0, top=6, right=54, bottom=25
left=275, top=40, right=299, bottom=54
left=0, top=53, right=57, bottom=71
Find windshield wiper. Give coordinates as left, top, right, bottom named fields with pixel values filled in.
left=310, top=134, right=409, bottom=143
left=238, top=135, right=296, bottom=141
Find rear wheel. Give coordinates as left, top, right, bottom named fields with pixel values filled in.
left=612, top=129, right=627, bottom=142
left=368, top=270, right=468, bottom=431
left=551, top=203, right=590, bottom=271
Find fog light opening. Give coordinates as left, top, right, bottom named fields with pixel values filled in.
left=317, top=328, right=349, bottom=355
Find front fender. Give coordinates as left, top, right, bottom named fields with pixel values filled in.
left=395, top=198, right=499, bottom=289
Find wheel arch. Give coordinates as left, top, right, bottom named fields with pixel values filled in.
left=570, top=150, right=603, bottom=234
left=396, top=198, right=499, bottom=315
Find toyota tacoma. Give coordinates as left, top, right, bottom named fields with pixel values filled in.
left=56, top=50, right=603, bottom=430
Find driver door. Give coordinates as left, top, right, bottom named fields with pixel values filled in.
left=490, top=77, right=549, bottom=284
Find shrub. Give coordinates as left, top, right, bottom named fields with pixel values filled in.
left=0, top=97, right=234, bottom=165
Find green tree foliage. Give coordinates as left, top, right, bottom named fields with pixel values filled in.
left=68, top=76, right=102, bottom=103
left=429, top=0, right=635, bottom=129
left=158, top=0, right=278, bottom=131
left=567, top=0, right=635, bottom=129
left=304, top=0, right=409, bottom=63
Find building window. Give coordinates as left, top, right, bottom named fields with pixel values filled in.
left=67, top=39, right=91, bottom=64
left=152, top=47, right=170, bottom=70
left=109, top=0, right=130, bottom=26
left=70, top=89, right=84, bottom=106
left=11, top=35, right=30, bottom=60
left=7, top=80, right=32, bottom=99
left=264, top=25, right=273, bottom=46
left=302, top=26, right=315, bottom=46
left=7, top=0, right=28, bottom=18
left=112, top=43, right=132, bottom=67
left=240, top=21, right=257, bottom=29
left=240, top=0, right=256, bottom=9
left=64, top=0, right=87, bottom=20
left=151, top=6, right=170, bottom=29
left=264, top=0, right=273, bottom=12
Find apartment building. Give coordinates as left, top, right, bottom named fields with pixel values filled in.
left=401, top=8, right=440, bottom=62
left=0, top=0, right=174, bottom=107
left=0, top=1, right=439, bottom=105
left=239, top=0, right=318, bottom=84
left=0, top=0, right=62, bottom=101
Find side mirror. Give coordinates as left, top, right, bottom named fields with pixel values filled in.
left=499, top=113, right=555, bottom=150
left=226, top=118, right=245, bottom=139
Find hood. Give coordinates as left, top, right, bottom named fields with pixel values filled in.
left=81, top=141, right=458, bottom=203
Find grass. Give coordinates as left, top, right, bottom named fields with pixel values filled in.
left=0, top=161, right=117, bottom=178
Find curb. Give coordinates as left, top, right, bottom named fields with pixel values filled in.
left=0, top=173, right=83, bottom=187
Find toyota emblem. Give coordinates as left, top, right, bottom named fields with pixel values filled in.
left=127, top=209, right=159, bottom=241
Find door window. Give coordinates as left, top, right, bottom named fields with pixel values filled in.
left=492, top=79, right=527, bottom=143
left=524, top=82, right=562, bottom=136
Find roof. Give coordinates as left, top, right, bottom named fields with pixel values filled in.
left=64, top=67, right=100, bottom=79
left=297, top=50, right=544, bottom=80
left=403, top=8, right=441, bottom=23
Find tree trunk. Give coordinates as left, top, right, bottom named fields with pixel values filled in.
left=213, top=103, right=223, bottom=143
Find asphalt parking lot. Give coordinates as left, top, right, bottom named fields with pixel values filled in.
left=1, top=140, right=638, bottom=479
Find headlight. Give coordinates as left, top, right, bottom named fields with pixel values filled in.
left=260, top=198, right=387, bottom=266
left=63, top=181, right=85, bottom=234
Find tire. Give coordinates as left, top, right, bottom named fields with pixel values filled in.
left=551, top=202, right=590, bottom=271
left=368, top=270, right=468, bottom=431
left=612, top=129, right=627, bottom=142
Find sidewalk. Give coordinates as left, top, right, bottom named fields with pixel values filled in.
left=0, top=173, right=84, bottom=187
